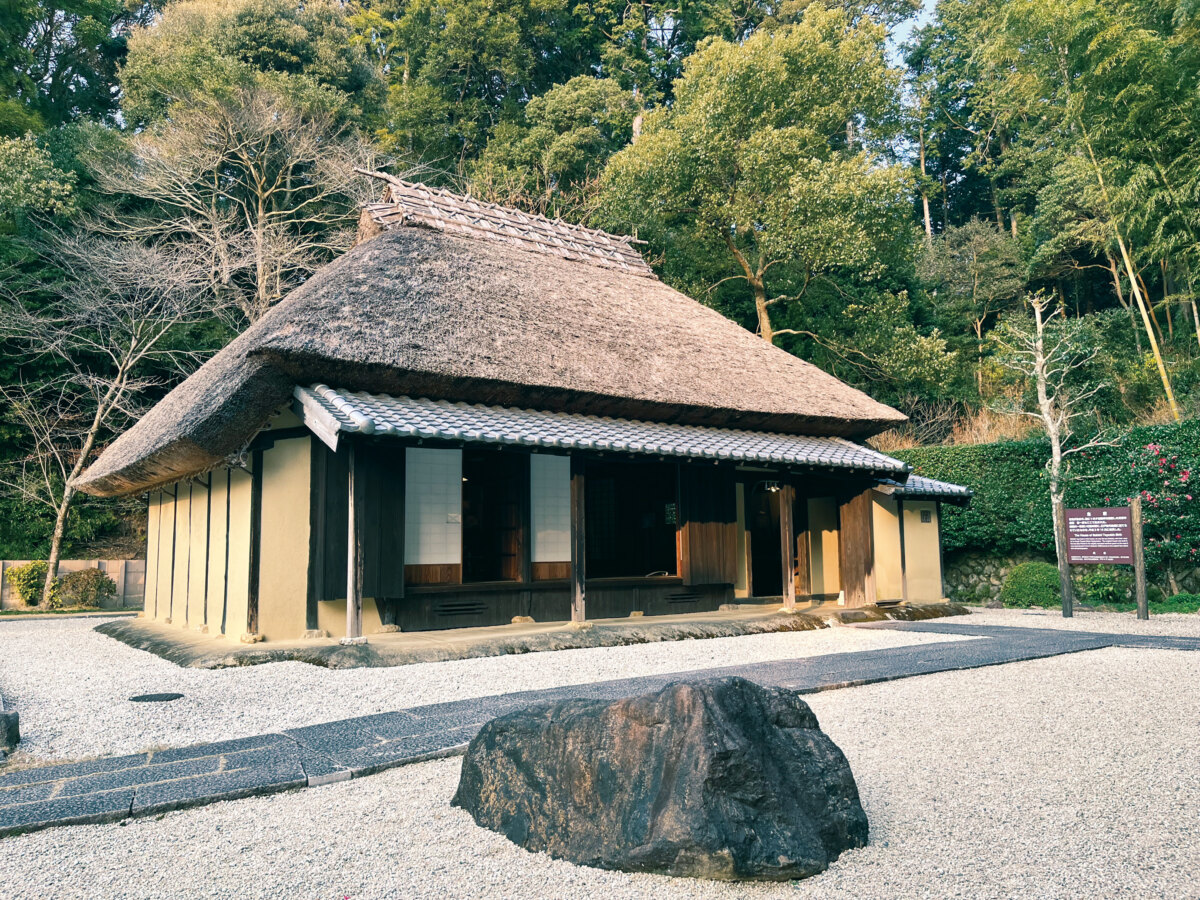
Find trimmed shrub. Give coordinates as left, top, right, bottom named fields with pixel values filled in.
left=56, top=568, right=117, bottom=609
left=1074, top=566, right=1133, bottom=607
left=6, top=560, right=55, bottom=607
left=1000, top=561, right=1062, bottom=609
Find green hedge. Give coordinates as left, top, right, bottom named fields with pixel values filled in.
left=1000, top=561, right=1062, bottom=608
left=896, top=418, right=1200, bottom=587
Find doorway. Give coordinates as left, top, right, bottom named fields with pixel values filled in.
left=746, top=481, right=783, bottom=597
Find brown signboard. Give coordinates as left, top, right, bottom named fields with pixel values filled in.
left=1065, top=507, right=1134, bottom=564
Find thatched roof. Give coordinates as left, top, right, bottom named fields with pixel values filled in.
left=78, top=184, right=905, bottom=497
left=362, top=174, right=653, bottom=276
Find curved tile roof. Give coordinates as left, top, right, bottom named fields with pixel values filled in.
left=296, top=385, right=911, bottom=475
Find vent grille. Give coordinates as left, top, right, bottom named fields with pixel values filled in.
left=435, top=599, right=490, bottom=617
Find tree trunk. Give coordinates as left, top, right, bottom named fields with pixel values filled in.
left=973, top=318, right=985, bottom=398
left=1050, top=486, right=1073, bottom=617
left=1032, top=298, right=1073, bottom=616
left=919, top=125, right=933, bottom=241
left=41, top=484, right=74, bottom=607
left=754, top=280, right=773, bottom=344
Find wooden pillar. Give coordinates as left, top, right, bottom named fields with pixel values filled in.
left=897, top=497, right=909, bottom=604
left=936, top=501, right=946, bottom=600
left=779, top=483, right=796, bottom=610
left=838, top=489, right=877, bottom=608
left=246, top=451, right=263, bottom=635
left=345, top=441, right=365, bottom=641
left=569, top=455, right=586, bottom=623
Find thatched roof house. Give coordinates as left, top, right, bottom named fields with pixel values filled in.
left=83, top=178, right=964, bottom=643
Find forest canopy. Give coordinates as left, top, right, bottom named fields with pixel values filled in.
left=2, top=0, right=1199, bottom=560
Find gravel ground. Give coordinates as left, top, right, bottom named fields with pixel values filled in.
left=962, top=606, right=1200, bottom=636
left=3, top=645, right=1196, bottom=900
left=0, top=617, right=967, bottom=762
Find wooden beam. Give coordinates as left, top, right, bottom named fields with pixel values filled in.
left=897, top=497, right=909, bottom=604
left=345, top=441, right=365, bottom=640
left=779, top=483, right=797, bottom=610
left=569, top=455, right=586, bottom=623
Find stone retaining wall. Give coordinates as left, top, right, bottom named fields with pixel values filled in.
left=944, top=552, right=1054, bottom=604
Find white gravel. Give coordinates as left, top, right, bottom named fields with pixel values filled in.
left=3, top=645, right=1197, bottom=899
left=963, top=606, right=1200, bottom=637
left=0, top=616, right=968, bottom=762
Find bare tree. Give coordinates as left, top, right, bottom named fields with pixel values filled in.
left=992, top=292, right=1109, bottom=617
left=0, top=237, right=217, bottom=605
left=83, top=87, right=393, bottom=323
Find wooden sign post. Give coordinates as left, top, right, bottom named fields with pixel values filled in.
left=1131, top=496, right=1148, bottom=620
left=1065, top=503, right=1148, bottom=619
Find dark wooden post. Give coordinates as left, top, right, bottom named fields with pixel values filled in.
left=897, top=497, right=909, bottom=604
left=779, top=483, right=796, bottom=610
left=569, top=455, right=586, bottom=624
left=247, top=453, right=263, bottom=635
left=1132, top=496, right=1148, bottom=620
left=344, top=441, right=365, bottom=641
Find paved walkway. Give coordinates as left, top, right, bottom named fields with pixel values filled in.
left=2, top=621, right=1197, bottom=837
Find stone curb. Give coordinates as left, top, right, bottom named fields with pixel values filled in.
left=0, top=692, right=18, bottom=755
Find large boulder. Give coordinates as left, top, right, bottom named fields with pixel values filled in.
left=452, top=677, right=868, bottom=881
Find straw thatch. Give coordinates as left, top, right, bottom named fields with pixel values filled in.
left=78, top=199, right=904, bottom=497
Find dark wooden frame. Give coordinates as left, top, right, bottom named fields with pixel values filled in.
left=246, top=448, right=263, bottom=635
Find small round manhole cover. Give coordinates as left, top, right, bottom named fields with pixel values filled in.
left=129, top=693, right=184, bottom=703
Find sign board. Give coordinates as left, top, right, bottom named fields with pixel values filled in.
left=1065, top=507, right=1134, bottom=564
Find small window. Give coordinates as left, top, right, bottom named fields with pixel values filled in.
left=585, top=460, right=678, bottom=578
left=920, top=509, right=932, bottom=524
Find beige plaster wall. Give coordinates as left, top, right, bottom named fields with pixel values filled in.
left=144, top=492, right=160, bottom=619
left=224, top=467, right=253, bottom=638
left=186, top=481, right=209, bottom=628
left=318, top=597, right=384, bottom=640
left=153, top=491, right=176, bottom=623
left=903, top=500, right=944, bottom=601
left=170, top=488, right=193, bottom=623
left=872, top=493, right=905, bottom=602
left=205, top=473, right=229, bottom=632
left=256, top=437, right=311, bottom=641
left=807, top=497, right=840, bottom=595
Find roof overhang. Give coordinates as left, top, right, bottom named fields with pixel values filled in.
left=874, top=475, right=973, bottom=506
left=293, top=385, right=911, bottom=477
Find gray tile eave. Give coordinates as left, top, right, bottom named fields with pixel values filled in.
left=292, top=385, right=909, bottom=476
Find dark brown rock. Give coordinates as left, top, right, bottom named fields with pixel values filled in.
left=451, top=677, right=868, bottom=881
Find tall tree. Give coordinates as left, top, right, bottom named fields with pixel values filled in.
left=469, top=76, right=640, bottom=217
left=598, top=5, right=909, bottom=345
left=0, top=0, right=156, bottom=134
